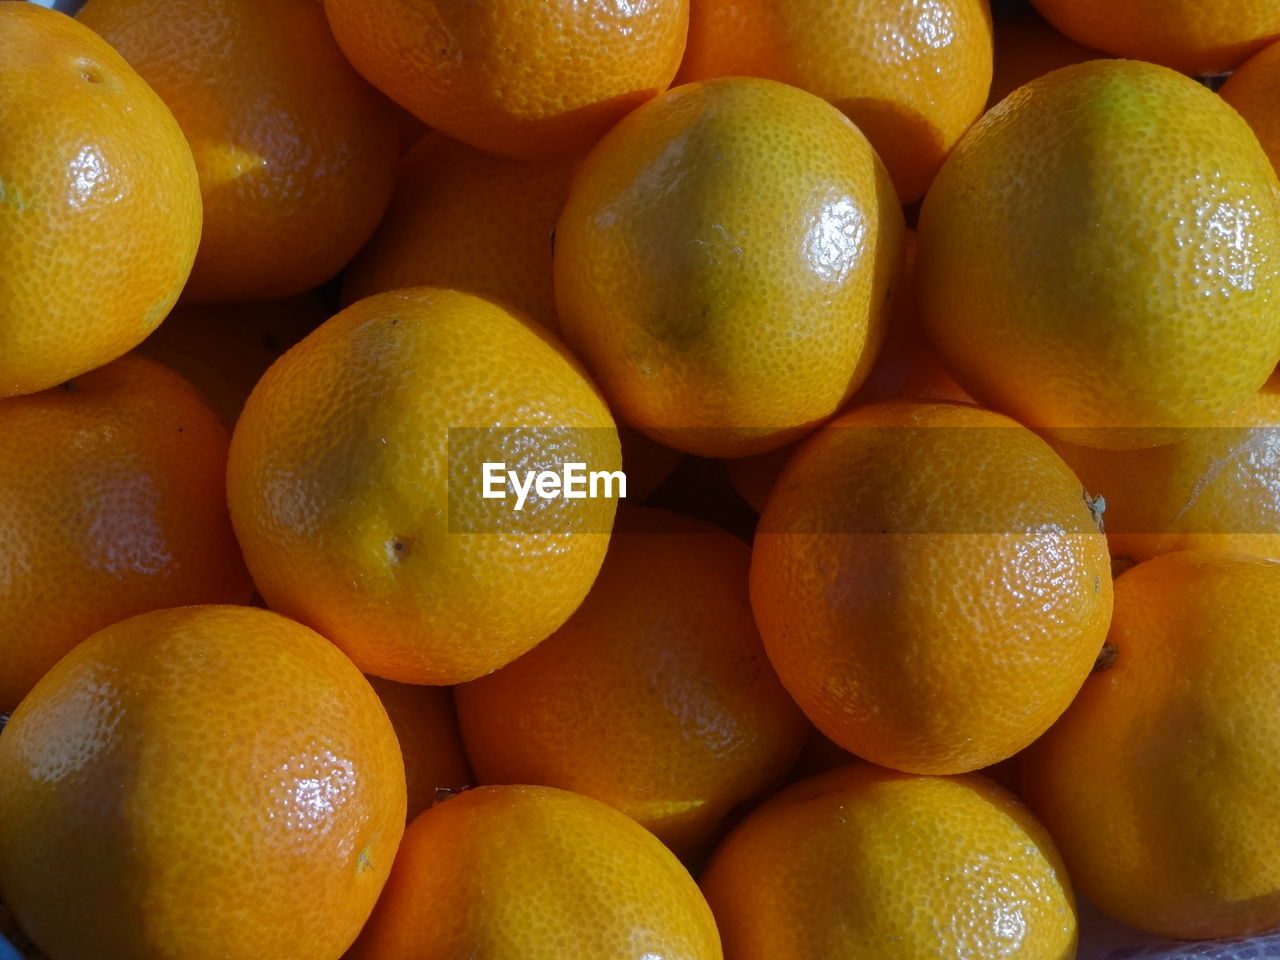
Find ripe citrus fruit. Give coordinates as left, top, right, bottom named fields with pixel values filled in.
left=917, top=60, right=1280, bottom=447
left=322, top=0, right=689, bottom=159
left=0, top=2, right=200, bottom=398
left=346, top=784, right=721, bottom=960
left=135, top=294, right=328, bottom=427
left=0, top=605, right=406, bottom=960
left=555, top=76, right=903, bottom=458
left=227, top=287, right=620, bottom=686
left=1022, top=551, right=1280, bottom=939
left=456, top=508, right=809, bottom=857
left=701, top=764, right=1076, bottom=960
left=1029, top=0, right=1280, bottom=75
left=77, top=0, right=399, bottom=303
left=751, top=400, right=1113, bottom=774
left=988, top=11, right=1103, bottom=106
left=1221, top=40, right=1280, bottom=176
left=676, top=0, right=993, bottom=203
left=366, top=676, right=471, bottom=823
left=1051, top=370, right=1280, bottom=563
left=0, top=354, right=253, bottom=713
left=342, top=134, right=575, bottom=332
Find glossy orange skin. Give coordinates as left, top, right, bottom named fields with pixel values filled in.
left=227, top=288, right=620, bottom=685
left=987, top=12, right=1103, bottom=106
left=1022, top=552, right=1280, bottom=938
left=676, top=0, right=993, bottom=203
left=323, top=0, right=689, bottom=159
left=555, top=77, right=904, bottom=458
left=1222, top=40, right=1280, bottom=177
left=456, top=508, right=808, bottom=857
left=0, top=605, right=406, bottom=960
left=917, top=61, right=1280, bottom=448
left=750, top=401, right=1113, bottom=774
left=701, top=764, right=1076, bottom=959
left=347, top=785, right=721, bottom=960
left=0, top=355, right=253, bottom=713
left=1052, top=371, right=1280, bottom=563
left=366, top=677, right=471, bottom=823
left=78, top=0, right=399, bottom=302
left=0, top=3, right=200, bottom=397
left=342, top=134, right=575, bottom=333
left=1030, top=0, right=1280, bottom=75
left=135, top=294, right=328, bottom=427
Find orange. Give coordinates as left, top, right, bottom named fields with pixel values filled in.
left=701, top=764, right=1076, bottom=960
left=0, top=354, right=253, bottom=713
left=987, top=11, right=1104, bottom=106
left=0, top=3, right=200, bottom=398
left=322, top=0, right=689, bottom=159
left=456, top=507, right=809, bottom=858
left=917, top=60, right=1280, bottom=447
left=227, top=288, right=620, bottom=685
left=750, top=400, right=1113, bottom=774
left=555, top=77, right=903, bottom=458
left=1051, top=370, right=1280, bottom=563
left=366, top=677, right=471, bottom=823
left=676, top=0, right=993, bottom=203
left=1029, top=0, right=1280, bottom=75
left=0, top=605, right=406, bottom=960
left=135, top=294, right=328, bottom=427
left=342, top=134, right=575, bottom=333
left=347, top=784, right=721, bottom=959
left=1022, top=551, right=1280, bottom=939
left=78, top=0, right=399, bottom=302
left=1221, top=40, right=1280, bottom=177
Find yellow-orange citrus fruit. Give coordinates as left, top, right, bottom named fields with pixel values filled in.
left=1052, top=370, right=1280, bottom=563
left=456, top=508, right=808, bottom=857
left=77, top=0, right=398, bottom=303
left=227, top=288, right=620, bottom=685
left=556, top=77, right=903, bottom=458
left=322, top=0, right=688, bottom=159
left=347, top=784, right=721, bottom=960
left=1221, top=40, right=1280, bottom=177
left=1029, top=0, right=1280, bottom=75
left=0, top=3, right=200, bottom=398
left=0, top=605, right=406, bottom=960
left=1022, top=551, right=1280, bottom=939
left=917, top=60, right=1280, bottom=447
left=342, top=134, right=575, bottom=332
left=701, top=764, right=1076, bottom=960
left=0, top=354, right=253, bottom=713
left=988, top=12, right=1103, bottom=106
left=676, top=0, right=992, bottom=203
left=366, top=677, right=471, bottom=823
left=751, top=401, right=1113, bottom=774
left=135, top=294, right=328, bottom=427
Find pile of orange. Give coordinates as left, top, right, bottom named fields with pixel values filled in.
left=3, top=0, right=1280, bottom=957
